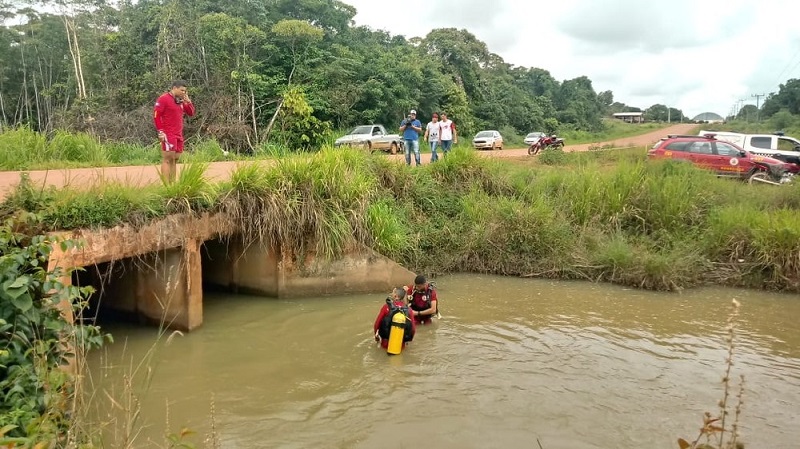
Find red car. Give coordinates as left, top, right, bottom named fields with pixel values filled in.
left=647, top=134, right=794, bottom=185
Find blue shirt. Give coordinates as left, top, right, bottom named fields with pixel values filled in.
left=402, top=119, right=421, bottom=140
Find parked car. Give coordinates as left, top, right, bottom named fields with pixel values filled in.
left=647, top=134, right=793, bottom=185
left=524, top=132, right=546, bottom=146
left=473, top=130, right=504, bottom=150
left=334, top=124, right=404, bottom=154
left=697, top=130, right=800, bottom=173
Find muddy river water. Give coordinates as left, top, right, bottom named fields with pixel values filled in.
left=86, top=274, right=800, bottom=448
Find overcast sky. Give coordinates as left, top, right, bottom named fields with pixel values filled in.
left=344, top=0, right=800, bottom=119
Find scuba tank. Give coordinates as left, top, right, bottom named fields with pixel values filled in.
left=386, top=304, right=407, bottom=355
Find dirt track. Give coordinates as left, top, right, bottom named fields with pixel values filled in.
left=0, top=123, right=697, bottom=199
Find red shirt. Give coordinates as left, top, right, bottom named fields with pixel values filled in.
left=153, top=92, right=195, bottom=139
left=373, top=301, right=416, bottom=348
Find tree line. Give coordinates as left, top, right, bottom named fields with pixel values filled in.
left=1, top=0, right=629, bottom=151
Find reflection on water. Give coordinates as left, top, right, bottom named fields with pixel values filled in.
left=87, top=274, right=800, bottom=448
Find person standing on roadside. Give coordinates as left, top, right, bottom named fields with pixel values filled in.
left=153, top=80, right=195, bottom=183
left=400, top=109, right=422, bottom=166
left=424, top=112, right=441, bottom=163
left=438, top=112, right=457, bottom=158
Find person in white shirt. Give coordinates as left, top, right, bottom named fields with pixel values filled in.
left=438, top=112, right=458, bottom=158
left=424, top=113, right=441, bottom=162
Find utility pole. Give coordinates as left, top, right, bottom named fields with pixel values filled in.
left=752, top=93, right=766, bottom=122
left=735, top=99, right=746, bottom=119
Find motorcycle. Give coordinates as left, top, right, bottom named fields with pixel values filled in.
left=528, top=135, right=565, bottom=155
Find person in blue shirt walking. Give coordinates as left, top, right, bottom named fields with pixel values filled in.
left=400, top=109, right=422, bottom=166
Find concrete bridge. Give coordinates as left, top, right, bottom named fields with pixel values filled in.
left=48, top=212, right=414, bottom=331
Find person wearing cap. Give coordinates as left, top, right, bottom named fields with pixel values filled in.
left=424, top=112, right=441, bottom=162
left=400, top=109, right=422, bottom=166
left=403, top=274, right=438, bottom=324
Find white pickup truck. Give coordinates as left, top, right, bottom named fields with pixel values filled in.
left=333, top=124, right=404, bottom=154
left=698, top=130, right=800, bottom=166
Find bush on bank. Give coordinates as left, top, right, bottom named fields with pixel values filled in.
left=2, top=145, right=800, bottom=292
left=0, top=213, right=106, bottom=445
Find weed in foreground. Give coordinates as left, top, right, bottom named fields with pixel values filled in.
left=678, top=299, right=745, bottom=449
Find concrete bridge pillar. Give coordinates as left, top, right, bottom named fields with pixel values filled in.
left=135, top=238, right=203, bottom=331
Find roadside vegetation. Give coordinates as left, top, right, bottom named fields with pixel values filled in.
left=2, top=145, right=799, bottom=293
left=0, top=118, right=679, bottom=171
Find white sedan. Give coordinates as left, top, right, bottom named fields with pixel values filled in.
left=524, top=132, right=546, bottom=146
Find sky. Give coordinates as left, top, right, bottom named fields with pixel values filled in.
left=343, top=0, right=800, bottom=119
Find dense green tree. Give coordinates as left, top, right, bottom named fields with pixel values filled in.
left=762, top=79, right=800, bottom=117
left=0, top=0, right=626, bottom=150
left=737, top=104, right=759, bottom=121
left=645, top=104, right=669, bottom=122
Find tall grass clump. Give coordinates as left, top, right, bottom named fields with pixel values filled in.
left=538, top=146, right=567, bottom=165
left=427, top=147, right=511, bottom=196
left=703, top=205, right=800, bottom=289
left=365, top=199, right=411, bottom=259
left=409, top=188, right=575, bottom=276
left=48, top=130, right=109, bottom=167
left=0, top=126, right=50, bottom=170
left=159, top=162, right=218, bottom=213
left=630, top=160, right=720, bottom=233
left=220, top=146, right=380, bottom=260
left=587, top=232, right=709, bottom=290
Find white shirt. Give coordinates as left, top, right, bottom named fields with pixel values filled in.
left=439, top=119, right=454, bottom=141
left=426, top=121, right=440, bottom=141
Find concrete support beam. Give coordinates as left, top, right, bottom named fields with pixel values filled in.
left=136, top=239, right=203, bottom=331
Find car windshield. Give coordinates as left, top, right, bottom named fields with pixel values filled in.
left=526, top=133, right=543, bottom=138
left=475, top=131, right=494, bottom=138
left=348, top=126, right=373, bottom=135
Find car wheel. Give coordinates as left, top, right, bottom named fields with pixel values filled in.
left=365, top=142, right=374, bottom=153
left=748, top=171, right=770, bottom=185
left=390, top=142, right=398, bottom=155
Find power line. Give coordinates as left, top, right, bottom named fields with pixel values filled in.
left=752, top=93, right=767, bottom=122
left=772, top=47, right=800, bottom=86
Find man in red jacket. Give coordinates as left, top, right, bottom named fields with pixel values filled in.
left=373, top=288, right=416, bottom=349
left=153, top=80, right=196, bottom=182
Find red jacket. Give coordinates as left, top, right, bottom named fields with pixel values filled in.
left=373, top=301, right=416, bottom=348
left=153, top=92, right=195, bottom=139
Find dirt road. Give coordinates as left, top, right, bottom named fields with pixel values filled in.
left=0, top=124, right=696, bottom=199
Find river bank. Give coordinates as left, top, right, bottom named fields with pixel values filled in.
left=2, top=144, right=799, bottom=293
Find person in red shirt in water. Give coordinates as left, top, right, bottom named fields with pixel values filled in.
left=373, top=287, right=416, bottom=349
left=404, top=274, right=439, bottom=324
left=153, top=80, right=195, bottom=182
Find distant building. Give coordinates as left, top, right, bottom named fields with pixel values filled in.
left=612, top=112, right=644, bottom=123
left=691, top=112, right=724, bottom=123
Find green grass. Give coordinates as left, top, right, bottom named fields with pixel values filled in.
left=0, top=122, right=679, bottom=171
left=3, top=144, right=800, bottom=293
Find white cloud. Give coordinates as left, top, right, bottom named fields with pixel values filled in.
left=346, top=0, right=800, bottom=119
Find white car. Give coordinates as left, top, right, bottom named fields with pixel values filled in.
left=524, top=132, right=546, bottom=146
left=473, top=130, right=504, bottom=150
